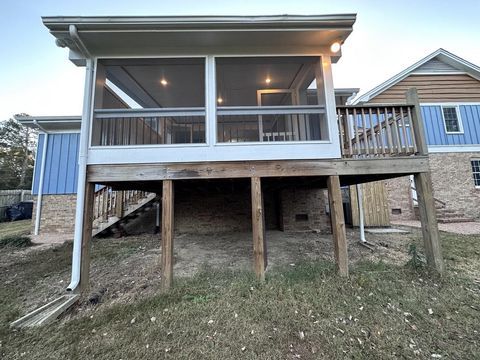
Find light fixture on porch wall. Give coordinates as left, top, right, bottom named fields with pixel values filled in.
left=330, top=42, right=341, bottom=53
left=265, top=77, right=271, bottom=85
left=160, top=78, right=168, bottom=86
left=217, top=97, right=224, bottom=104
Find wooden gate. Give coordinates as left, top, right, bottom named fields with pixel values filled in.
left=350, top=181, right=390, bottom=227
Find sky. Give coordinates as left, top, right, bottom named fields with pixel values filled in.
left=0, top=0, right=479, bottom=121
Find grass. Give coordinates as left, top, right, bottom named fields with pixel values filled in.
left=0, top=235, right=32, bottom=248
left=0, top=232, right=479, bottom=359
left=0, top=219, right=31, bottom=239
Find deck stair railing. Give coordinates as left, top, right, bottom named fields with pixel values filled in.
left=336, top=104, right=421, bottom=158
left=92, top=186, right=155, bottom=234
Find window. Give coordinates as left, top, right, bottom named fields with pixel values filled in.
left=471, top=160, right=480, bottom=187
left=442, top=106, right=463, bottom=133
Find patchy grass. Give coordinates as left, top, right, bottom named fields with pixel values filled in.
left=0, top=235, right=33, bottom=248
left=0, top=219, right=31, bottom=239
left=0, top=232, right=479, bottom=359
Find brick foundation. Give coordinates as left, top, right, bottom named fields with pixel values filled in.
left=281, top=188, right=330, bottom=233
left=32, top=194, right=77, bottom=234
left=385, top=152, right=480, bottom=221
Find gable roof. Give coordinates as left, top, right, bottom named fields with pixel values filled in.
left=354, top=48, right=480, bottom=104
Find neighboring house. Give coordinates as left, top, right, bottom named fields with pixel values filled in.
left=17, top=14, right=444, bottom=294
left=354, top=48, right=480, bottom=223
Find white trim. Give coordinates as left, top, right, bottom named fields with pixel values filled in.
left=421, top=102, right=480, bottom=106
left=428, top=145, right=480, bottom=153
left=34, top=133, right=49, bottom=236
left=441, top=105, right=464, bottom=134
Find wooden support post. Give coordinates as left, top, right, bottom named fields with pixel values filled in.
left=414, top=172, right=444, bottom=274
left=161, top=180, right=174, bottom=291
left=79, top=181, right=95, bottom=293
left=251, top=177, right=266, bottom=281
left=327, top=175, right=349, bottom=276
left=115, top=191, right=124, bottom=218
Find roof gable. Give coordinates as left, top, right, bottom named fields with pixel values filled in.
left=354, top=48, right=480, bottom=103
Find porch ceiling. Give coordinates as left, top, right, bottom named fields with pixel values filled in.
left=42, top=14, right=356, bottom=64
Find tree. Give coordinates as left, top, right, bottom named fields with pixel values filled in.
left=0, top=116, right=37, bottom=190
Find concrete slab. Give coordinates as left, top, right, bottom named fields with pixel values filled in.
left=365, top=228, right=410, bottom=234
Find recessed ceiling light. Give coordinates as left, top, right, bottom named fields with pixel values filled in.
left=160, top=79, right=168, bottom=86
left=330, top=42, right=341, bottom=53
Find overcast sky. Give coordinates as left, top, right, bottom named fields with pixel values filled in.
left=1, top=0, right=479, bottom=120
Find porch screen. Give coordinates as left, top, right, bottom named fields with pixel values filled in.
left=216, top=56, right=328, bottom=143
left=91, top=58, right=206, bottom=146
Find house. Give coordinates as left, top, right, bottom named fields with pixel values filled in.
left=17, top=14, right=443, bottom=295
left=354, top=49, right=480, bottom=224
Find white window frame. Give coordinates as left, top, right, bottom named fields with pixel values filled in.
left=440, top=104, right=464, bottom=134
left=471, top=158, right=480, bottom=188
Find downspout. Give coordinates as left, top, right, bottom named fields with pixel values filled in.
left=67, top=24, right=94, bottom=292
left=33, top=123, right=49, bottom=236
left=356, top=184, right=366, bottom=243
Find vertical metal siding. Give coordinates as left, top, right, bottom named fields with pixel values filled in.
left=32, top=133, right=80, bottom=195
left=421, top=105, right=480, bottom=146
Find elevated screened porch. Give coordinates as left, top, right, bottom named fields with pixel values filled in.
left=88, top=55, right=339, bottom=164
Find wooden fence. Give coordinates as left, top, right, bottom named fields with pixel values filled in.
left=0, top=190, right=33, bottom=222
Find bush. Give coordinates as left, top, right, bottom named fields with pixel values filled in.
left=0, top=235, right=33, bottom=248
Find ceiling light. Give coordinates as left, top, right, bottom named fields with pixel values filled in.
left=160, top=79, right=168, bottom=86
left=330, top=42, right=341, bottom=53
left=217, top=97, right=223, bottom=104
left=265, top=77, right=271, bottom=84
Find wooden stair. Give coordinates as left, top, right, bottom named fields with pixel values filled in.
left=92, top=187, right=157, bottom=236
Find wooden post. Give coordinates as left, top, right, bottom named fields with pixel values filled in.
left=79, top=181, right=95, bottom=293
left=115, top=190, right=124, bottom=218
left=406, top=88, right=428, bottom=156
left=251, top=177, right=266, bottom=281
left=414, top=172, right=444, bottom=274
left=161, top=180, right=174, bottom=291
left=327, top=175, right=349, bottom=276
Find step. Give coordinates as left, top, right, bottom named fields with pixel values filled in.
left=437, top=217, right=475, bottom=224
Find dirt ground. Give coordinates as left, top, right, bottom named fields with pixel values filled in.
left=69, top=227, right=417, bottom=318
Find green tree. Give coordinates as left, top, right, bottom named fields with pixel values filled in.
left=0, top=116, right=37, bottom=190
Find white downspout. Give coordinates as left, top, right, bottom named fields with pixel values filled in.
left=356, top=184, right=366, bottom=243
left=67, top=58, right=95, bottom=292
left=33, top=129, right=48, bottom=236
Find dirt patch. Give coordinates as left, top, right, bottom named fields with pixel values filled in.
left=70, top=228, right=417, bottom=319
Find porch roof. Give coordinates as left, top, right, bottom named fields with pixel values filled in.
left=15, top=115, right=81, bottom=132
left=42, top=14, right=356, bottom=65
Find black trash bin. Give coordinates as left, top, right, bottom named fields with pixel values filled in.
left=5, top=201, right=33, bottom=221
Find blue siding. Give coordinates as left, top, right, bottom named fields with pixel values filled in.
left=32, top=133, right=80, bottom=195
left=421, top=105, right=480, bottom=146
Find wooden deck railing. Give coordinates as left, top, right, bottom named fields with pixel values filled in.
left=337, top=89, right=427, bottom=159
left=93, top=186, right=149, bottom=223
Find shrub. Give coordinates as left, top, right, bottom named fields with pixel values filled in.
left=0, top=235, right=33, bottom=248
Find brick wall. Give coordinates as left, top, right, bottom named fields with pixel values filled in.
left=281, top=188, right=330, bottom=233
left=385, top=176, right=415, bottom=221
left=428, top=152, right=480, bottom=219
left=32, top=194, right=77, bottom=234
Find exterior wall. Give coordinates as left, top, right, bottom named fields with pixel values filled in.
left=385, top=152, right=480, bottom=221
left=33, top=133, right=80, bottom=195
left=421, top=104, right=480, bottom=146
left=367, top=74, right=480, bottom=104
left=385, top=176, right=415, bottom=221
left=32, top=194, right=77, bottom=234
left=281, top=188, right=330, bottom=233
left=428, top=152, right=480, bottom=219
